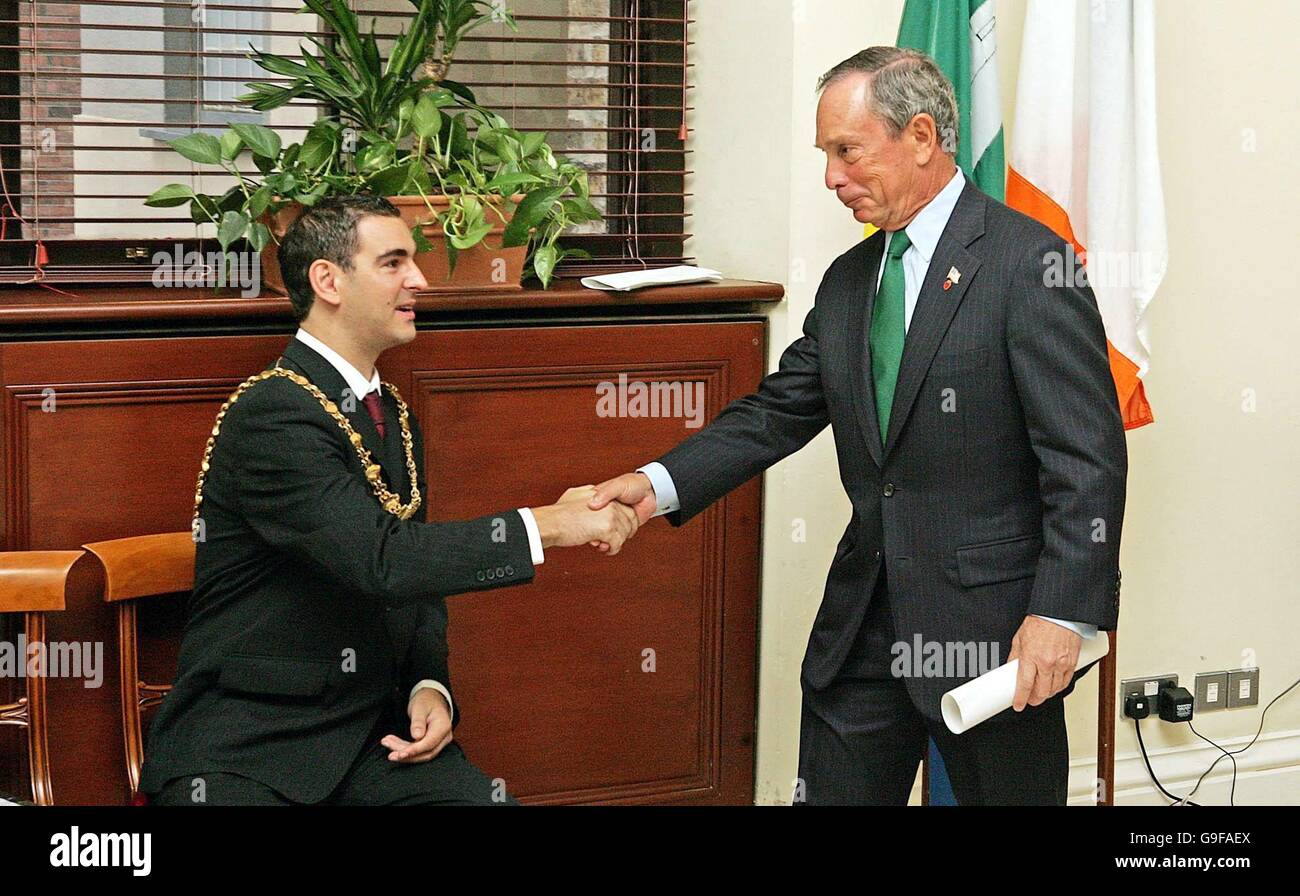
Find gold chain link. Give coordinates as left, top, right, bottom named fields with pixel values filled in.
left=193, top=363, right=422, bottom=524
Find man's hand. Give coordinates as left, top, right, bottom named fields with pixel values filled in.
left=586, top=472, right=658, bottom=553
left=1007, top=616, right=1083, bottom=711
left=383, top=687, right=453, bottom=763
left=530, top=485, right=640, bottom=555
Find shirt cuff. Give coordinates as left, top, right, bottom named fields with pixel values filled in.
left=1034, top=615, right=1098, bottom=640
left=636, top=462, right=680, bottom=517
left=409, top=680, right=453, bottom=718
left=516, top=507, right=545, bottom=565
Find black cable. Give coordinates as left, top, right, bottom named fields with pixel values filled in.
left=1187, top=720, right=1236, bottom=806
left=1134, top=717, right=1200, bottom=805
left=1181, top=673, right=1300, bottom=805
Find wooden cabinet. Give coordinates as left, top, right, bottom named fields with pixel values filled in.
left=0, top=280, right=781, bottom=804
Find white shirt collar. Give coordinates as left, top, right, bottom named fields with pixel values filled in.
left=886, top=166, right=966, bottom=264
left=294, top=327, right=381, bottom=399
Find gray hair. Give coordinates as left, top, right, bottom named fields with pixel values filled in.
left=817, top=47, right=959, bottom=156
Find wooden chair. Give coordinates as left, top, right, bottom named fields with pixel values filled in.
left=0, top=550, right=85, bottom=805
left=82, top=533, right=195, bottom=801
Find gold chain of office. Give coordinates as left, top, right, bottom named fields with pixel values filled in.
left=192, top=363, right=422, bottom=524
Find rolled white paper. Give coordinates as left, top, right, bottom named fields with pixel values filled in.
left=941, top=631, right=1111, bottom=734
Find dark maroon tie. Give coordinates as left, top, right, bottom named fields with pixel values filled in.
left=362, top=389, right=385, bottom=438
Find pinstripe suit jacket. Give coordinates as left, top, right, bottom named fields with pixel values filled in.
left=656, top=181, right=1127, bottom=717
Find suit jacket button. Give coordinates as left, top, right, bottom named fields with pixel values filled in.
left=476, top=570, right=486, bottom=582
left=505, top=565, right=514, bottom=576
left=496, top=566, right=505, bottom=577
left=873, top=550, right=882, bottom=562
left=882, top=483, right=895, bottom=497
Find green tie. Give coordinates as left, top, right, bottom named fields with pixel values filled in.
left=871, top=229, right=911, bottom=443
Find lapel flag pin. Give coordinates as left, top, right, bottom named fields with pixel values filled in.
left=943, top=266, right=961, bottom=291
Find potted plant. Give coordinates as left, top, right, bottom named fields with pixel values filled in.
left=144, top=0, right=599, bottom=291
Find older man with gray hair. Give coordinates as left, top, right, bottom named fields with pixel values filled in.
left=589, top=46, right=1126, bottom=805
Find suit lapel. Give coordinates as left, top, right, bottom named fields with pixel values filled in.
left=279, top=338, right=405, bottom=493
left=846, top=233, right=887, bottom=468
left=882, top=184, right=986, bottom=459
left=280, top=338, right=416, bottom=658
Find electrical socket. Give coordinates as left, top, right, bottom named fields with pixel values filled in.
left=1226, top=668, right=1260, bottom=708
left=1195, top=671, right=1229, bottom=712
left=1120, top=674, right=1179, bottom=719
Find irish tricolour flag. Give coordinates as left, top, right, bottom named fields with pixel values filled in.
left=898, top=0, right=1005, bottom=200
left=1007, top=0, right=1167, bottom=428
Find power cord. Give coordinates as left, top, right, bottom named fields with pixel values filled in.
left=1179, top=673, right=1299, bottom=806
left=1133, top=717, right=1200, bottom=805
left=1185, top=721, right=1236, bottom=806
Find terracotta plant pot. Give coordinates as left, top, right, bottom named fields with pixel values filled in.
left=258, top=193, right=528, bottom=295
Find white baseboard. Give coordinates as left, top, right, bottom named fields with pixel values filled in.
left=1068, top=726, right=1300, bottom=806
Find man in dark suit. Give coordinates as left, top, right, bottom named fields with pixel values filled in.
left=589, top=48, right=1127, bottom=805
left=141, top=194, right=640, bottom=805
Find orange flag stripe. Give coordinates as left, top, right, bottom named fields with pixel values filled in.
left=1007, top=166, right=1153, bottom=430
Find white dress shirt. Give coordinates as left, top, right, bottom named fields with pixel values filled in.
left=295, top=327, right=548, bottom=717
left=635, top=170, right=1096, bottom=640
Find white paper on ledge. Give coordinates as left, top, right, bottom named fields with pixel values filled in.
left=580, top=265, right=723, bottom=292
left=941, top=631, right=1111, bottom=734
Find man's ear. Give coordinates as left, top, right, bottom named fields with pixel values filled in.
left=907, top=113, right=940, bottom=166
left=308, top=258, right=344, bottom=311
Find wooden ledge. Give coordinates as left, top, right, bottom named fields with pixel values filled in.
left=0, top=278, right=784, bottom=326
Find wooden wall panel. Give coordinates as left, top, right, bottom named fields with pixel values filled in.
left=0, top=315, right=767, bottom=804
left=389, top=322, right=763, bottom=804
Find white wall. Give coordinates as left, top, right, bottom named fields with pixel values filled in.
left=691, top=0, right=1300, bottom=805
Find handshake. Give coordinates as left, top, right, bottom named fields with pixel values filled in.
left=529, top=472, right=657, bottom=556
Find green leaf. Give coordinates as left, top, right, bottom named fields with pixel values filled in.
left=237, top=80, right=308, bottom=111
left=296, top=181, right=330, bottom=207
left=217, top=210, right=249, bottom=252
left=411, top=223, right=435, bottom=254
left=520, top=131, right=547, bottom=158
left=187, top=193, right=219, bottom=224
left=427, top=88, right=458, bottom=109
left=144, top=183, right=197, bottom=208
left=562, top=197, right=603, bottom=223
left=248, top=185, right=273, bottom=218
left=299, top=131, right=333, bottom=169
left=230, top=123, right=281, bottom=161
left=365, top=165, right=411, bottom=196
left=245, top=47, right=312, bottom=82
left=443, top=236, right=459, bottom=278
left=216, top=186, right=246, bottom=214
left=531, top=244, right=558, bottom=287
left=406, top=157, right=433, bottom=193
left=448, top=115, right=470, bottom=158
left=440, top=79, right=478, bottom=105
left=502, top=185, right=566, bottom=248
left=411, top=92, right=444, bottom=140
left=484, top=172, right=543, bottom=195
left=494, top=134, right=519, bottom=164
left=356, top=140, right=396, bottom=172
left=219, top=130, right=243, bottom=161
left=247, top=221, right=271, bottom=252
left=170, top=132, right=223, bottom=166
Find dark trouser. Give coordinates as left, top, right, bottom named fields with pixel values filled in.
left=152, top=712, right=516, bottom=806
left=795, top=578, right=1070, bottom=806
